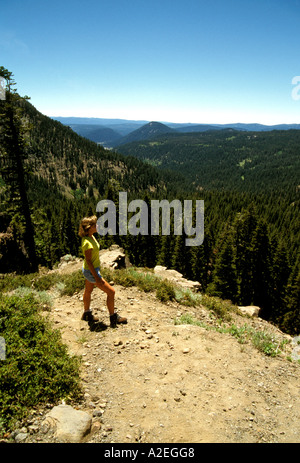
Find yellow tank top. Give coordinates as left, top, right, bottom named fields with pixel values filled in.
left=81, top=236, right=100, bottom=270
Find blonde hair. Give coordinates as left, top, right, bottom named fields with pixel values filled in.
left=78, top=215, right=97, bottom=237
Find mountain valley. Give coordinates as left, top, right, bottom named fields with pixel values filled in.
left=0, top=84, right=299, bottom=336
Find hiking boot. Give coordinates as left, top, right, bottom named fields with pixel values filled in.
left=81, top=310, right=99, bottom=322
left=110, top=313, right=127, bottom=328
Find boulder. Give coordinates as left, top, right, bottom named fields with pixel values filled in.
left=60, top=254, right=77, bottom=263
left=238, top=305, right=261, bottom=317
left=57, top=255, right=82, bottom=274
left=154, top=265, right=201, bottom=292
left=100, top=245, right=131, bottom=270
left=43, top=405, right=92, bottom=443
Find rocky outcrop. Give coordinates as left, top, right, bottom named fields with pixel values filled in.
left=238, top=306, right=261, bottom=317
left=153, top=265, right=201, bottom=292
left=57, top=255, right=82, bottom=274
left=100, top=245, right=131, bottom=270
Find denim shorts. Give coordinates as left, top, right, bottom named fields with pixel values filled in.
left=82, top=266, right=102, bottom=283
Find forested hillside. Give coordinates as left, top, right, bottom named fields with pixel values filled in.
left=0, top=77, right=188, bottom=272
left=0, top=68, right=299, bottom=335
left=117, top=129, right=300, bottom=195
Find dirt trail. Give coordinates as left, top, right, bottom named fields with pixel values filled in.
left=42, top=262, right=299, bottom=443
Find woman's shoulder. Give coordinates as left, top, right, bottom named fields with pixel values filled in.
left=81, top=236, right=93, bottom=246
left=82, top=236, right=99, bottom=247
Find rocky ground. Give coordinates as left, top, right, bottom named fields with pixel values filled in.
left=7, top=260, right=300, bottom=444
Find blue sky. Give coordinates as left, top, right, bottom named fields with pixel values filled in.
left=1, top=0, right=300, bottom=124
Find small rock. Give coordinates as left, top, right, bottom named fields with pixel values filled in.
left=114, top=339, right=123, bottom=346
left=44, top=405, right=92, bottom=443
left=28, top=424, right=39, bottom=434
left=92, top=421, right=101, bottom=432
left=93, top=409, right=104, bottom=417
left=15, top=432, right=28, bottom=443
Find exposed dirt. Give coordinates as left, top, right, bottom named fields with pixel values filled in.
left=27, top=261, right=300, bottom=443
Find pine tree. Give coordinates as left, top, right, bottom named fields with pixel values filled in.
left=157, top=234, right=173, bottom=268
left=268, top=240, right=291, bottom=322
left=0, top=67, right=38, bottom=272
left=208, top=228, right=238, bottom=302
left=250, top=220, right=272, bottom=316
left=171, top=234, right=187, bottom=275
left=281, top=264, right=300, bottom=334
left=233, top=206, right=258, bottom=305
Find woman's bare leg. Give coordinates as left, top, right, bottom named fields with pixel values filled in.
left=83, top=279, right=95, bottom=312
left=96, top=278, right=115, bottom=315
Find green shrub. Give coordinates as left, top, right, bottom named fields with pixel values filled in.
left=201, top=294, right=234, bottom=321
left=156, top=280, right=176, bottom=302
left=0, top=294, right=82, bottom=431
left=58, top=270, right=85, bottom=296
left=11, top=287, right=53, bottom=310
left=0, top=273, right=38, bottom=293
left=174, top=288, right=201, bottom=307
left=227, top=324, right=251, bottom=344
left=128, top=269, right=159, bottom=292
left=33, top=273, right=62, bottom=291
left=0, top=272, right=61, bottom=293
left=112, top=269, right=136, bottom=288
left=174, top=313, right=203, bottom=326
left=251, top=330, right=282, bottom=357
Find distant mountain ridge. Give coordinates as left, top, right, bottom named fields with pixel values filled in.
left=52, top=116, right=300, bottom=147
left=115, top=121, right=175, bottom=146
left=66, top=124, right=122, bottom=146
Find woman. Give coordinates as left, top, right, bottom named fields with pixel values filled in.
left=78, top=215, right=127, bottom=328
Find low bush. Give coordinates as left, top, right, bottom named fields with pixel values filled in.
left=0, top=273, right=38, bottom=293
left=0, top=293, right=82, bottom=431
left=156, top=280, right=176, bottom=302
left=57, top=270, right=85, bottom=296
left=174, top=313, right=203, bottom=326
left=201, top=294, right=234, bottom=321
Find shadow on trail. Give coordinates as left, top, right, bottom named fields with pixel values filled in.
left=88, top=320, right=108, bottom=332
